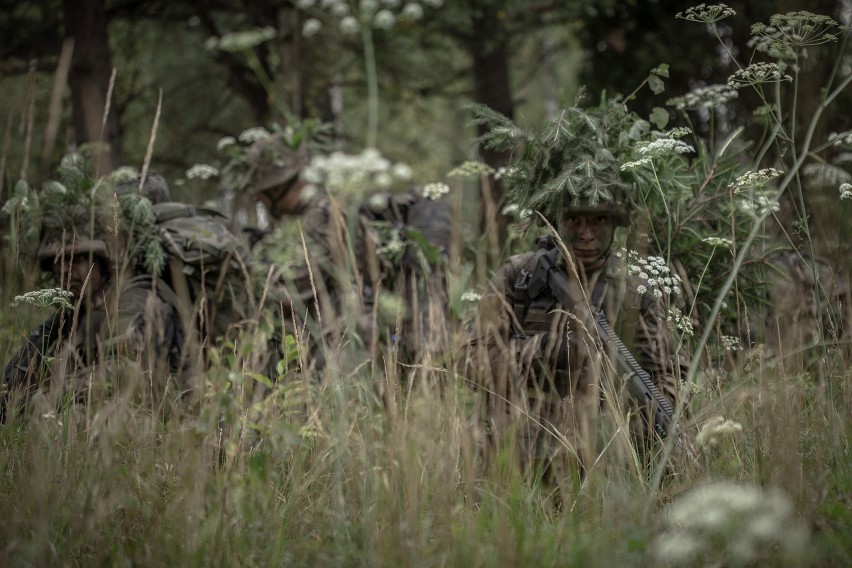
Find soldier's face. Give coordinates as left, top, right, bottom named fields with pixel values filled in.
left=53, top=254, right=106, bottom=300
left=561, top=214, right=615, bottom=270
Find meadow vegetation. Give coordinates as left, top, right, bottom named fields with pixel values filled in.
left=1, top=4, right=851, bottom=567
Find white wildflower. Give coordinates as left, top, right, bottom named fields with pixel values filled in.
left=728, top=168, right=784, bottom=192
left=720, top=335, right=740, bottom=352
left=377, top=232, right=406, bottom=256
left=653, top=481, right=809, bottom=567
left=238, top=126, right=271, bottom=144
left=666, top=84, right=738, bottom=111
left=637, top=137, right=695, bottom=158
left=676, top=4, right=736, bottom=23
left=702, top=236, right=733, bottom=248
left=830, top=131, right=852, bottom=147
left=216, top=136, right=237, bottom=152
left=400, top=2, right=424, bottom=20
left=374, top=172, right=393, bottom=189
left=461, top=290, right=482, bottom=303
left=653, top=288, right=663, bottom=299
left=391, top=163, right=412, bottom=181
left=728, top=62, right=792, bottom=89
left=667, top=126, right=692, bottom=138
left=340, top=16, right=360, bottom=34
left=636, top=284, right=647, bottom=295
left=423, top=182, right=450, bottom=200
left=14, top=288, right=75, bottom=310
left=840, top=182, right=852, bottom=200
left=621, top=157, right=653, bottom=170
left=186, top=164, right=220, bottom=180
left=302, top=18, right=322, bottom=37
left=374, top=9, right=396, bottom=29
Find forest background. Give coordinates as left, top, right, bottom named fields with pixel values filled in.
left=0, top=0, right=851, bottom=566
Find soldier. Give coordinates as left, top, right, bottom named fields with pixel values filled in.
left=470, top=105, right=687, bottom=484
left=241, top=133, right=452, bottom=370
left=3, top=195, right=182, bottom=420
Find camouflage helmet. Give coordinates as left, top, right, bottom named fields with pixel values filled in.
left=245, top=135, right=310, bottom=195
left=113, top=171, right=172, bottom=204
left=559, top=155, right=632, bottom=227
left=37, top=215, right=112, bottom=273
left=472, top=96, right=638, bottom=228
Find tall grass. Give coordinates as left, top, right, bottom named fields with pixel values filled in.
left=2, top=6, right=852, bottom=567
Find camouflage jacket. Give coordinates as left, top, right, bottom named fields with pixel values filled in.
left=3, top=274, right=182, bottom=415
left=476, top=249, right=684, bottom=410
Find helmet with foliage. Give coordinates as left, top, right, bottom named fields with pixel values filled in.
left=112, top=171, right=172, bottom=204
left=218, top=121, right=333, bottom=199
left=245, top=135, right=311, bottom=195
left=471, top=94, right=640, bottom=227
left=33, top=153, right=124, bottom=273
left=37, top=214, right=111, bottom=273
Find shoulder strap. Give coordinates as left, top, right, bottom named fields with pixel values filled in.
left=154, top=203, right=229, bottom=224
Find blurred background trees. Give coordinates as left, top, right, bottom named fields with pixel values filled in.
left=0, top=0, right=849, bottom=259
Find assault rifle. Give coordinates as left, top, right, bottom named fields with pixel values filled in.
left=519, top=239, right=674, bottom=439
left=2, top=308, right=73, bottom=421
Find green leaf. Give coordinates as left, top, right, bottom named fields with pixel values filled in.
left=650, top=107, right=670, bottom=130
left=648, top=74, right=665, bottom=95
left=654, top=63, right=670, bottom=78
left=245, top=371, right=274, bottom=388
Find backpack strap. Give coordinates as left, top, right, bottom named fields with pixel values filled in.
left=154, top=203, right=229, bottom=224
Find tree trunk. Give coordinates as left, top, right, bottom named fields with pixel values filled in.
left=64, top=0, right=123, bottom=175
left=468, top=8, right=515, bottom=258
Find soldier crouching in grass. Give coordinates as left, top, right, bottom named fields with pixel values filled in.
left=2, top=170, right=183, bottom=423
left=469, top=102, right=689, bottom=494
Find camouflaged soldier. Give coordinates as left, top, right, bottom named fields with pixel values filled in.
left=244, top=135, right=453, bottom=366
left=241, top=134, right=348, bottom=368
left=471, top=104, right=687, bottom=481
left=2, top=199, right=182, bottom=420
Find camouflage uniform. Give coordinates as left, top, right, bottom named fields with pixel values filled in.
left=475, top=243, right=685, bottom=475
left=3, top=217, right=182, bottom=419
left=243, top=134, right=453, bottom=372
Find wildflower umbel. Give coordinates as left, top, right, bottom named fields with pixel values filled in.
left=652, top=481, right=809, bottom=566
left=840, top=183, right=852, bottom=200
left=676, top=4, right=736, bottom=24
left=728, top=63, right=792, bottom=88
left=729, top=168, right=784, bottom=191
left=422, top=182, right=450, bottom=200
left=701, top=236, right=734, bottom=248
left=304, top=148, right=411, bottom=199
left=14, top=288, right=75, bottom=310
left=447, top=161, right=495, bottom=179
left=186, top=164, right=220, bottom=180
left=666, top=84, right=738, bottom=111
left=751, top=11, right=842, bottom=51
left=626, top=253, right=682, bottom=298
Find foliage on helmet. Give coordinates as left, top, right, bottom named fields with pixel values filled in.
left=470, top=93, right=644, bottom=223
left=218, top=120, right=335, bottom=196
